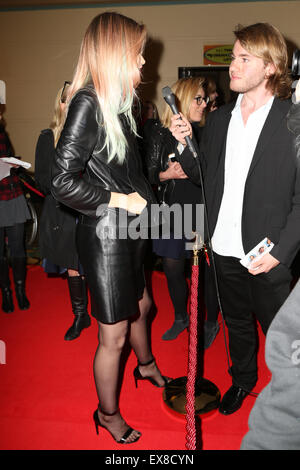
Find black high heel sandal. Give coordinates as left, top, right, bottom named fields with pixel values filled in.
left=133, top=357, right=172, bottom=388
left=93, top=407, right=141, bottom=444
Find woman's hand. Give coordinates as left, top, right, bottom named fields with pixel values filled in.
left=159, top=160, right=188, bottom=181
left=109, top=191, right=147, bottom=214
left=170, top=113, right=192, bottom=146
left=127, top=192, right=147, bottom=214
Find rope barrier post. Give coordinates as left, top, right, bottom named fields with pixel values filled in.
left=185, top=248, right=199, bottom=449
left=185, top=234, right=203, bottom=450
left=162, top=233, right=221, bottom=448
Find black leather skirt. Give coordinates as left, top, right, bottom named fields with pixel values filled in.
left=76, top=208, right=146, bottom=324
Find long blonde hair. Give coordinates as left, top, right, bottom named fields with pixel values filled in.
left=66, top=12, right=146, bottom=163
left=49, top=83, right=69, bottom=146
left=161, top=77, right=206, bottom=128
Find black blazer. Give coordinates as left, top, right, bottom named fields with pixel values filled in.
left=180, top=97, right=300, bottom=267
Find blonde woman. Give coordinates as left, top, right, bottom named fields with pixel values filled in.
left=144, top=77, right=208, bottom=341
left=35, top=82, right=91, bottom=341
left=52, top=12, right=170, bottom=445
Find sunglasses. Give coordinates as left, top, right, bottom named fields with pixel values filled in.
left=194, top=96, right=209, bottom=105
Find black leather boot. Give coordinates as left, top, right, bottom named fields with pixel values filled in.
left=162, top=312, right=189, bottom=341
left=0, top=257, right=14, bottom=313
left=64, top=275, right=91, bottom=341
left=11, top=257, right=30, bottom=310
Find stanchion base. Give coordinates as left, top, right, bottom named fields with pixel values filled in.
left=163, top=376, right=221, bottom=415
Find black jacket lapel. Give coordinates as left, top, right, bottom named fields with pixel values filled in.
left=247, top=98, right=288, bottom=178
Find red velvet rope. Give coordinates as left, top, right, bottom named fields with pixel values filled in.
left=21, top=179, right=45, bottom=198
left=185, top=260, right=199, bottom=450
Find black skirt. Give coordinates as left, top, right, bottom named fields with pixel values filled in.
left=76, top=208, right=146, bottom=324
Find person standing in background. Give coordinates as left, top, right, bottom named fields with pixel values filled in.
left=144, top=77, right=207, bottom=341
left=0, top=106, right=31, bottom=313
left=35, top=82, right=91, bottom=341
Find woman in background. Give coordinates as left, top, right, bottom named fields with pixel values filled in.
left=206, top=77, right=219, bottom=113
left=0, top=107, right=31, bottom=313
left=35, top=82, right=91, bottom=341
left=144, top=77, right=207, bottom=341
left=52, top=12, right=170, bottom=445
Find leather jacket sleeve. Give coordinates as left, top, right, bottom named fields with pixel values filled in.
left=51, top=89, right=111, bottom=217
left=143, top=119, right=167, bottom=185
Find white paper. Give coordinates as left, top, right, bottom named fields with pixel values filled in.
left=240, top=237, right=274, bottom=268
left=0, top=160, right=11, bottom=180
left=1, top=157, right=31, bottom=169
left=0, top=80, right=5, bottom=104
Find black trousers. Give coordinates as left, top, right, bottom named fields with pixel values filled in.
left=0, top=223, right=26, bottom=258
left=214, top=252, right=292, bottom=390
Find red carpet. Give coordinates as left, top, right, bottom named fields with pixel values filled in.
left=0, top=265, right=271, bottom=450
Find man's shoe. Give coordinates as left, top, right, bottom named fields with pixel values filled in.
left=219, top=385, right=249, bottom=415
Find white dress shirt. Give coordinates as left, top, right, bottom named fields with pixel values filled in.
left=212, top=93, right=274, bottom=258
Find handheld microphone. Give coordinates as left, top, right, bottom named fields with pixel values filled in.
left=162, top=86, right=198, bottom=158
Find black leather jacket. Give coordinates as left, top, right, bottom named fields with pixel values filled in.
left=52, top=85, right=156, bottom=219
left=143, top=119, right=203, bottom=206
left=143, top=119, right=177, bottom=205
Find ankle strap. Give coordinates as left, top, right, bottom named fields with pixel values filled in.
left=97, top=405, right=119, bottom=416
left=138, top=357, right=155, bottom=367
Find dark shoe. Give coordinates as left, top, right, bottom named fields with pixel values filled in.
left=0, top=258, right=14, bottom=313
left=64, top=314, right=91, bottom=341
left=15, top=281, right=30, bottom=310
left=219, top=385, right=249, bottom=415
left=64, top=275, right=90, bottom=341
left=1, top=287, right=14, bottom=313
left=93, top=407, right=141, bottom=444
left=204, top=320, right=220, bottom=349
left=133, top=357, right=172, bottom=388
left=11, top=258, right=30, bottom=309
left=162, top=316, right=189, bottom=341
